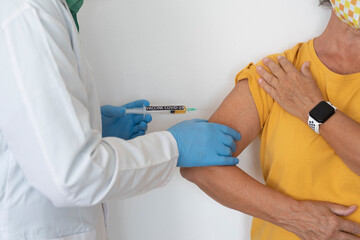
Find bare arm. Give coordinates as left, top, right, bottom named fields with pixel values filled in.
left=181, top=80, right=360, bottom=239
left=181, top=80, right=297, bottom=228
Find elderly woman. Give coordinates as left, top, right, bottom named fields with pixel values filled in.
left=181, top=0, right=360, bottom=239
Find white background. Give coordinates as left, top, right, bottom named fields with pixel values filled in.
left=78, top=1, right=330, bottom=239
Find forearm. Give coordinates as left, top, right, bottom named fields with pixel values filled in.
left=319, top=110, right=360, bottom=175
left=298, top=104, right=360, bottom=175
left=181, top=166, right=299, bottom=231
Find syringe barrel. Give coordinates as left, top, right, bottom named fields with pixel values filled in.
left=124, top=108, right=147, bottom=114
left=125, top=105, right=187, bottom=115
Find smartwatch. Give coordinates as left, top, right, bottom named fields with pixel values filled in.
left=308, top=101, right=337, bottom=134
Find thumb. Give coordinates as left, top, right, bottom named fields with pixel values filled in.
left=300, top=61, right=312, bottom=78
left=101, top=105, right=126, bottom=118
left=326, top=203, right=357, bottom=216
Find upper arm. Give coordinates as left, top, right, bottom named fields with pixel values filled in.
left=180, top=79, right=261, bottom=184
left=181, top=60, right=276, bottom=185
left=209, top=79, right=261, bottom=156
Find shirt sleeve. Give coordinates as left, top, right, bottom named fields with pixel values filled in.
left=0, top=4, right=178, bottom=207
left=235, top=44, right=302, bottom=128
left=235, top=60, right=275, bottom=128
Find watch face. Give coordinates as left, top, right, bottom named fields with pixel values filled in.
left=309, top=101, right=335, bottom=123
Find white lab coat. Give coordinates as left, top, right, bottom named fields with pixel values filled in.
left=0, top=0, right=179, bottom=239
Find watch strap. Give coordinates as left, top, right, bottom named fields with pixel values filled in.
left=327, top=102, right=337, bottom=111
left=308, top=114, right=320, bottom=134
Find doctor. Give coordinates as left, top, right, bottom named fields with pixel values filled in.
left=0, top=0, right=241, bottom=239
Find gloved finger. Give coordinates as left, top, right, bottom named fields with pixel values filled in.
left=139, top=121, right=148, bottom=131
left=132, top=122, right=148, bottom=134
left=214, top=124, right=241, bottom=141
left=130, top=130, right=146, bottom=139
left=132, top=114, right=150, bottom=124
left=144, top=114, right=152, bottom=123
left=225, top=139, right=237, bottom=153
left=101, top=105, right=126, bottom=118
left=218, top=134, right=236, bottom=151
left=123, top=99, right=150, bottom=109
left=215, top=156, right=239, bottom=166
left=216, top=146, right=233, bottom=157
left=132, top=114, right=151, bottom=124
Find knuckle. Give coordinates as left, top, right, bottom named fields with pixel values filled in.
left=271, top=76, right=278, bottom=84
left=225, top=147, right=232, bottom=156
left=328, top=216, right=340, bottom=229
left=225, top=135, right=234, bottom=144
left=272, top=64, right=280, bottom=72
left=267, top=62, right=275, bottom=69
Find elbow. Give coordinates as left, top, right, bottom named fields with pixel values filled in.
left=48, top=183, right=93, bottom=208
left=180, top=167, right=210, bottom=185
left=49, top=185, right=100, bottom=208
left=25, top=172, right=94, bottom=208
left=47, top=174, right=104, bottom=208
left=180, top=167, right=193, bottom=181
left=180, top=167, right=202, bottom=184
left=41, top=186, right=86, bottom=208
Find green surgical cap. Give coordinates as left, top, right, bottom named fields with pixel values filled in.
left=66, top=0, right=84, bottom=31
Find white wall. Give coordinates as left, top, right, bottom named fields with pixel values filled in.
left=78, top=1, right=330, bottom=239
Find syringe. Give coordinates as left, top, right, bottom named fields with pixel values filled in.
left=125, top=105, right=197, bottom=115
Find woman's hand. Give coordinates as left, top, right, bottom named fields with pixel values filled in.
left=284, top=200, right=360, bottom=240
left=256, top=56, right=324, bottom=123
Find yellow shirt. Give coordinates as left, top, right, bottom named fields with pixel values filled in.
left=236, top=39, right=360, bottom=240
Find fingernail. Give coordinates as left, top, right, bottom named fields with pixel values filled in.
left=256, top=65, right=263, bottom=72
left=277, top=55, right=284, bottom=60
left=258, top=78, right=263, bottom=84
left=263, top=57, right=269, bottom=63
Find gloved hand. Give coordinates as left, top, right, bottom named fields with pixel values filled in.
left=168, top=119, right=241, bottom=167
left=101, top=99, right=152, bottom=140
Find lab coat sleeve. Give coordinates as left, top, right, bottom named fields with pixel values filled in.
left=0, top=4, right=178, bottom=207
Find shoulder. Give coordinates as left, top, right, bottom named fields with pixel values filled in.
left=235, top=41, right=308, bottom=83
left=233, top=41, right=311, bottom=127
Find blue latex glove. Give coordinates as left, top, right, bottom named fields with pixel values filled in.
left=168, top=119, right=241, bottom=167
left=101, top=99, right=152, bottom=140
